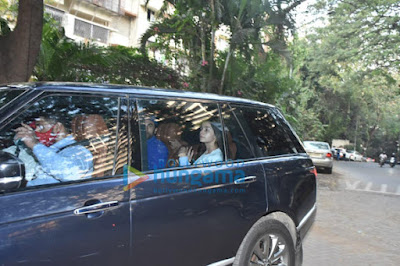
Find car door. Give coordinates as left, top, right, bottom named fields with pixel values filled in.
left=0, top=92, right=131, bottom=265
left=230, top=105, right=316, bottom=228
left=126, top=98, right=267, bottom=265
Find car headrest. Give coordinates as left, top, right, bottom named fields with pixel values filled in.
left=71, top=114, right=109, bottom=142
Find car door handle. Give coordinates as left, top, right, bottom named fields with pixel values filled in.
left=74, top=201, right=119, bottom=215
left=234, top=176, right=257, bottom=185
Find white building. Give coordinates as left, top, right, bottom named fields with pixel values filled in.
left=45, top=0, right=168, bottom=47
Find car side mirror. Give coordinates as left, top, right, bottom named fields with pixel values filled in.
left=0, top=151, right=25, bottom=192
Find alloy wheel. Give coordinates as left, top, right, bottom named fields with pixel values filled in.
left=248, top=233, right=289, bottom=266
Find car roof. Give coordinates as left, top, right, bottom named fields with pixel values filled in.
left=304, top=141, right=330, bottom=145
left=2, top=82, right=275, bottom=108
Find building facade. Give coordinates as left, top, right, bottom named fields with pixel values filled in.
left=45, top=0, right=167, bottom=47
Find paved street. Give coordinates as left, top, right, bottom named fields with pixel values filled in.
left=303, top=161, right=400, bottom=265
left=335, top=160, right=400, bottom=192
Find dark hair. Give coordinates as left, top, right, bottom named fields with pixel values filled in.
left=209, top=121, right=223, bottom=150
left=193, top=120, right=224, bottom=162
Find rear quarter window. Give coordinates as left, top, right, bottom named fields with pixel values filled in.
left=272, top=108, right=306, bottom=154
left=0, top=89, right=26, bottom=110
left=232, top=105, right=298, bottom=157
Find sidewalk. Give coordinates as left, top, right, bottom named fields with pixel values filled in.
left=303, top=171, right=400, bottom=265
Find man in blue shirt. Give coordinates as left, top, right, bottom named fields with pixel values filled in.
left=13, top=116, right=93, bottom=186
left=145, top=117, right=168, bottom=170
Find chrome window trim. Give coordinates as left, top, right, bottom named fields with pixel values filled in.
left=28, top=82, right=275, bottom=108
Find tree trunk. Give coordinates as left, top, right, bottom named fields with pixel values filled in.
left=218, top=48, right=232, bottom=95
left=0, top=0, right=43, bottom=84
left=200, top=19, right=207, bottom=92
left=208, top=0, right=215, bottom=92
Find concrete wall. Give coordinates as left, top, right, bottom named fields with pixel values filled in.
left=332, top=139, right=351, bottom=148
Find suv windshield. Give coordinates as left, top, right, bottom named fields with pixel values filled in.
left=0, top=89, right=26, bottom=110
left=304, top=142, right=330, bottom=150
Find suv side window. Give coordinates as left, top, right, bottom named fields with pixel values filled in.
left=231, top=105, right=297, bottom=157
left=271, top=108, right=306, bottom=154
left=136, top=99, right=222, bottom=171
left=0, top=94, right=127, bottom=189
left=221, top=104, right=255, bottom=160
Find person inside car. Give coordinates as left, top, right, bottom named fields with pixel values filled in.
left=178, top=121, right=223, bottom=166
left=13, top=115, right=93, bottom=186
left=145, top=116, right=169, bottom=170
left=155, top=122, right=189, bottom=168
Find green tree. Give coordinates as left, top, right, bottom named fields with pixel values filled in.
left=140, top=0, right=304, bottom=96
left=290, top=0, right=400, bottom=155
left=34, top=16, right=183, bottom=89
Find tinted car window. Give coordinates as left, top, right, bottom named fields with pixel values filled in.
left=304, top=141, right=330, bottom=150
left=0, top=89, right=26, bottom=110
left=137, top=99, right=222, bottom=171
left=271, top=108, right=306, bottom=154
left=231, top=105, right=297, bottom=157
left=0, top=94, right=127, bottom=189
left=221, top=104, right=255, bottom=160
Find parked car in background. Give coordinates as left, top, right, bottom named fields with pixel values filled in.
left=0, top=83, right=317, bottom=266
left=347, top=150, right=364, bottom=162
left=366, top=157, right=375, bottom=162
left=304, top=141, right=333, bottom=174
left=334, top=148, right=347, bottom=161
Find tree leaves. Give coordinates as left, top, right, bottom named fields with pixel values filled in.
left=33, top=17, right=182, bottom=88
left=291, top=0, right=400, bottom=156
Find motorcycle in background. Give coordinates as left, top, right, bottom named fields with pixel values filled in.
left=390, top=154, right=396, bottom=168
left=379, top=152, right=387, bottom=167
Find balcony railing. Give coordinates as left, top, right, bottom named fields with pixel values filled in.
left=74, top=18, right=109, bottom=43
left=82, top=0, right=122, bottom=14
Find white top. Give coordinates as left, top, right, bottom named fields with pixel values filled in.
left=194, top=148, right=223, bottom=165
left=179, top=148, right=223, bottom=166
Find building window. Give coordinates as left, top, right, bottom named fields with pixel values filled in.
left=45, top=5, right=64, bottom=24
left=74, top=19, right=109, bottom=44
left=90, top=0, right=120, bottom=14
left=147, top=9, right=155, bottom=22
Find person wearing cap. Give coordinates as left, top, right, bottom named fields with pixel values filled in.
left=145, top=116, right=169, bottom=170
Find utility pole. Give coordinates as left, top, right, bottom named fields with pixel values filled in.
left=354, top=118, right=358, bottom=151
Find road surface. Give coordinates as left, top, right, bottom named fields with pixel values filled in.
left=334, top=161, right=400, bottom=194
left=303, top=161, right=400, bottom=265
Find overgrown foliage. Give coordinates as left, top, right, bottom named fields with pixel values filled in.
left=140, top=0, right=303, bottom=97
left=0, top=0, right=17, bottom=35
left=33, top=16, right=183, bottom=89
left=285, top=0, right=400, bottom=157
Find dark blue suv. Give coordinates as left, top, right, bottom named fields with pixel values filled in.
left=0, top=83, right=316, bottom=266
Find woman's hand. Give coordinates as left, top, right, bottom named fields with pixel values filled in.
left=178, top=146, right=194, bottom=162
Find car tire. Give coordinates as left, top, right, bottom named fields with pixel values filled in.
left=233, top=217, right=295, bottom=266
left=326, top=167, right=332, bottom=174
